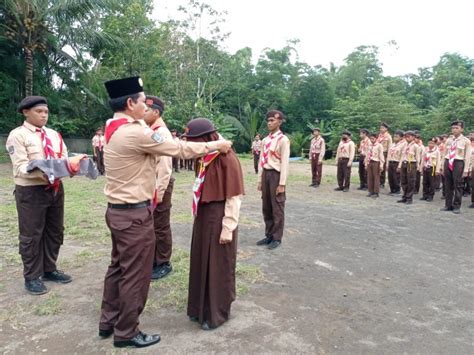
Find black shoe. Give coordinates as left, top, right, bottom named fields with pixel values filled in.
left=469, top=203, right=474, bottom=209
left=99, top=329, right=113, bottom=338
left=267, top=240, right=281, bottom=250
left=334, top=187, right=343, bottom=191
left=309, top=183, right=316, bottom=187
left=419, top=197, right=427, bottom=200
left=43, top=270, right=72, bottom=284
left=189, top=316, right=198, bottom=322
left=256, top=236, right=272, bottom=246
left=372, top=193, right=379, bottom=198
left=114, top=331, right=161, bottom=348
left=151, top=263, right=172, bottom=280
left=366, top=193, right=373, bottom=197
left=426, top=198, right=433, bottom=202
left=397, top=199, right=407, bottom=203
left=405, top=200, right=413, bottom=204
left=357, top=187, right=365, bottom=190
left=201, top=322, right=219, bottom=331
left=440, top=207, right=453, bottom=211
left=452, top=208, right=461, bottom=214
left=342, top=188, right=349, bottom=192
left=25, top=279, right=48, bottom=295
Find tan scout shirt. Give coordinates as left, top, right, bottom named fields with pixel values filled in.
left=365, top=142, right=385, bottom=166
left=251, top=139, right=262, bottom=154
left=258, top=131, right=290, bottom=186
left=377, top=132, right=392, bottom=152
left=398, top=142, right=421, bottom=169
left=310, top=136, right=326, bottom=158
left=443, top=135, right=472, bottom=174
left=104, top=113, right=223, bottom=204
left=220, top=195, right=243, bottom=241
left=421, top=147, right=441, bottom=173
left=6, top=121, right=68, bottom=186
left=358, top=137, right=370, bottom=156
left=92, top=134, right=105, bottom=149
left=335, top=140, right=356, bottom=165
left=470, top=143, right=474, bottom=171
left=387, top=140, right=407, bottom=162
left=154, top=126, right=173, bottom=201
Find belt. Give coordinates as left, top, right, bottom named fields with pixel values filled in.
left=108, top=200, right=150, bottom=209
left=264, top=168, right=277, bottom=172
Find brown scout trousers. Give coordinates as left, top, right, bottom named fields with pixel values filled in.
left=14, top=184, right=64, bottom=281
left=337, top=158, right=352, bottom=189
left=400, top=161, right=417, bottom=201
left=153, top=178, right=174, bottom=266
left=262, top=169, right=285, bottom=241
left=443, top=159, right=465, bottom=210
left=100, top=206, right=155, bottom=341
left=388, top=161, right=401, bottom=193
left=471, top=168, right=474, bottom=203
left=94, top=147, right=105, bottom=175
left=367, top=160, right=381, bottom=194
left=358, top=154, right=367, bottom=188
left=380, top=151, right=388, bottom=185
left=311, top=153, right=323, bottom=185
left=422, top=167, right=436, bottom=199
left=253, top=153, right=260, bottom=174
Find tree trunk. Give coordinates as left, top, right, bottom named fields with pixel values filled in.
left=24, top=48, right=33, bottom=96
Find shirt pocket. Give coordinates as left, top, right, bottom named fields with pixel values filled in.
left=26, top=145, right=43, bottom=160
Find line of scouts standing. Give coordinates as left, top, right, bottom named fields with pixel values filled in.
left=301, top=121, right=474, bottom=213
left=6, top=76, right=293, bottom=349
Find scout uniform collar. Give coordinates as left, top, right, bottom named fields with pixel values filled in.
left=112, top=112, right=135, bottom=122
left=23, top=120, right=44, bottom=132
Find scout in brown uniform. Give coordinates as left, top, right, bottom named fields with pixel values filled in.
left=335, top=130, right=356, bottom=192
left=419, top=138, right=441, bottom=202
left=377, top=122, right=392, bottom=188
left=92, top=127, right=105, bottom=175
left=309, top=128, right=325, bottom=187
left=365, top=133, right=384, bottom=198
left=414, top=131, right=424, bottom=194
left=251, top=134, right=262, bottom=174
left=387, top=130, right=406, bottom=195
left=256, top=110, right=290, bottom=250
left=143, top=96, right=174, bottom=280
left=437, top=135, right=448, bottom=197
left=184, top=118, right=244, bottom=330
left=357, top=129, right=370, bottom=190
left=99, top=77, right=232, bottom=348
left=469, top=132, right=474, bottom=208
left=397, top=131, right=421, bottom=204
left=439, top=120, right=472, bottom=214
left=6, top=96, right=72, bottom=295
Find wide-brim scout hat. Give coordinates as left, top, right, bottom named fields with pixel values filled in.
left=18, top=96, right=48, bottom=113
left=104, top=76, right=144, bottom=99
left=184, top=118, right=217, bottom=138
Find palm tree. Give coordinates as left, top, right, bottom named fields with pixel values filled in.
left=0, top=0, right=115, bottom=96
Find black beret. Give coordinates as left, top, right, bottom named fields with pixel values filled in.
left=185, top=118, right=217, bottom=138
left=380, top=122, right=390, bottom=129
left=404, top=130, right=415, bottom=136
left=394, top=130, right=405, bottom=136
left=359, top=128, right=369, bottom=135
left=17, top=96, right=48, bottom=113
left=313, top=127, right=321, bottom=132
left=104, top=76, right=144, bottom=99
left=342, top=130, right=352, bottom=136
left=145, top=96, right=165, bottom=113
left=266, top=110, right=285, bottom=121
left=451, top=120, right=464, bottom=128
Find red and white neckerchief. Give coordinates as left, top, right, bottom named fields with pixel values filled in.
left=405, top=142, right=416, bottom=162
left=192, top=151, right=220, bottom=217
left=359, top=138, right=369, bottom=154
left=376, top=133, right=387, bottom=144
left=424, top=147, right=437, bottom=168
left=367, top=142, right=378, bottom=162
left=448, top=137, right=459, bottom=171
left=104, top=117, right=130, bottom=143
left=260, top=130, right=284, bottom=168
left=34, top=127, right=63, bottom=192
left=339, top=139, right=351, bottom=155
left=311, top=137, right=322, bottom=154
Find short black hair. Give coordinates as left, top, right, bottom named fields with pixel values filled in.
left=369, top=133, right=378, bottom=138
left=266, top=110, right=284, bottom=121
left=108, top=93, right=141, bottom=112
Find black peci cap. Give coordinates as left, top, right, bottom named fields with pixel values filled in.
left=104, top=76, right=144, bottom=99
left=451, top=120, right=464, bottom=128
left=18, top=96, right=48, bottom=113
left=342, top=130, right=352, bottom=136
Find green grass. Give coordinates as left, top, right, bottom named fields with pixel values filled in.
left=147, top=247, right=263, bottom=312
left=34, top=292, right=62, bottom=316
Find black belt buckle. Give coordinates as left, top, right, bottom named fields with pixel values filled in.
left=108, top=200, right=150, bottom=209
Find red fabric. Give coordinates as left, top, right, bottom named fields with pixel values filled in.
left=260, top=131, right=283, bottom=168
left=192, top=151, right=220, bottom=216
left=448, top=138, right=458, bottom=172
left=105, top=118, right=129, bottom=143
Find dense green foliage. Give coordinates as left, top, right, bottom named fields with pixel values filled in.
left=1, top=0, right=473, bottom=153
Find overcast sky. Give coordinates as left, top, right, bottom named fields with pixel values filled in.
left=152, top=0, right=473, bottom=76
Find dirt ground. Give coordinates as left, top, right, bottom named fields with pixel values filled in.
left=0, top=158, right=473, bottom=354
